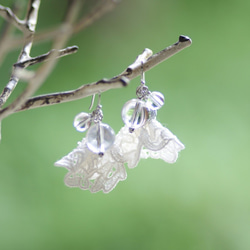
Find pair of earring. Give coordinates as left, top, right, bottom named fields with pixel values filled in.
left=55, top=64, right=185, bottom=193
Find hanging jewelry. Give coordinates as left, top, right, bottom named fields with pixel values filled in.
left=74, top=94, right=115, bottom=156
left=117, top=62, right=184, bottom=168
left=121, top=62, right=165, bottom=132
left=54, top=95, right=127, bottom=193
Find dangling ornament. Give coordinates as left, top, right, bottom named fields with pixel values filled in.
left=73, top=96, right=115, bottom=156
left=121, top=62, right=165, bottom=132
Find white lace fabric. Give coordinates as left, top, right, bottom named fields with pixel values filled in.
left=55, top=118, right=184, bottom=193
left=55, top=138, right=127, bottom=193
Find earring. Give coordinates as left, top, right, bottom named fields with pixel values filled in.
left=73, top=94, right=115, bottom=156
left=116, top=62, right=184, bottom=168
left=121, top=62, right=164, bottom=133
left=54, top=94, right=127, bottom=193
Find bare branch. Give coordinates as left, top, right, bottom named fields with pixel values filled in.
left=73, top=0, right=120, bottom=33
left=0, top=5, right=27, bottom=33
left=3, top=0, right=121, bottom=51
left=127, top=48, right=153, bottom=71
left=0, top=0, right=40, bottom=34
left=14, top=68, right=36, bottom=81
left=13, top=35, right=192, bottom=113
left=126, top=35, right=192, bottom=78
left=14, top=46, right=79, bottom=68
left=0, top=0, right=78, bottom=111
left=0, top=0, right=82, bottom=120
left=0, top=0, right=41, bottom=108
left=25, top=0, right=41, bottom=32
left=18, top=0, right=40, bottom=60
left=0, top=3, right=22, bottom=66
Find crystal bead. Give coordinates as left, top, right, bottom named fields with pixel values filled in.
left=121, top=99, right=149, bottom=131
left=146, top=91, right=165, bottom=110
left=86, top=122, right=115, bottom=155
left=73, top=112, right=92, bottom=132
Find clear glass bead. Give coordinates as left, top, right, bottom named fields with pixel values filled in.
left=73, top=112, right=92, bottom=132
left=146, top=91, right=165, bottom=110
left=86, top=122, right=115, bottom=155
left=121, top=99, right=149, bottom=131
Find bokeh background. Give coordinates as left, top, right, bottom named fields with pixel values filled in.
left=0, top=0, right=250, bottom=249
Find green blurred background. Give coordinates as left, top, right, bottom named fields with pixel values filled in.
left=0, top=0, right=250, bottom=249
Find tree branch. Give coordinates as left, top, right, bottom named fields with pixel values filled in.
left=0, top=0, right=82, bottom=121
left=73, top=0, right=120, bottom=33
left=0, top=0, right=121, bottom=139
left=2, top=0, right=121, bottom=51
left=13, top=46, right=79, bottom=68
left=0, top=4, right=27, bottom=33
left=0, top=2, right=22, bottom=67
left=13, top=35, right=191, bottom=113
left=0, top=0, right=117, bottom=109
left=0, top=0, right=40, bottom=108
left=25, top=0, right=41, bottom=32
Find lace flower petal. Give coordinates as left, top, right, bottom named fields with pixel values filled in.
left=113, top=126, right=143, bottom=168
left=140, top=119, right=185, bottom=163
left=55, top=138, right=127, bottom=193
left=114, top=118, right=184, bottom=167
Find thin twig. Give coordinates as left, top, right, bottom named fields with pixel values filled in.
left=12, top=35, right=192, bottom=113
left=73, top=0, right=120, bottom=33
left=0, top=4, right=27, bottom=33
left=2, top=0, right=121, bottom=51
left=14, top=46, right=79, bottom=68
left=0, top=3, right=23, bottom=66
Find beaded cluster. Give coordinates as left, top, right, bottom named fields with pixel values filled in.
left=55, top=71, right=185, bottom=193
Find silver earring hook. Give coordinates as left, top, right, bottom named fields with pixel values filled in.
left=89, top=93, right=102, bottom=110
left=89, top=94, right=96, bottom=110
left=136, top=62, right=149, bottom=99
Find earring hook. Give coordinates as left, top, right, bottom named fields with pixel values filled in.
left=89, top=93, right=102, bottom=110
left=89, top=94, right=95, bottom=110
